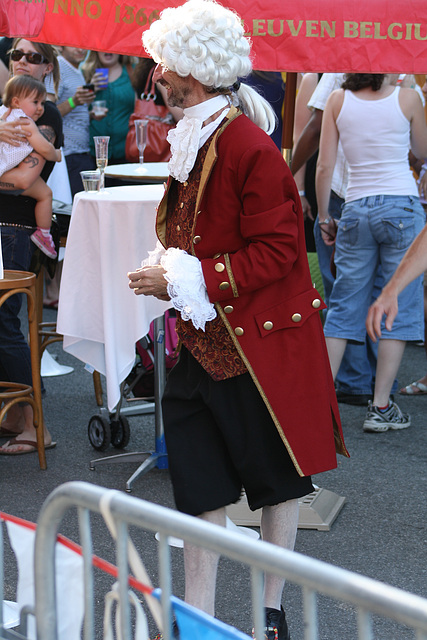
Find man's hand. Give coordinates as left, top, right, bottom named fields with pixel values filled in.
left=319, top=218, right=337, bottom=246
left=0, top=113, right=29, bottom=146
left=300, top=195, right=313, bottom=221
left=75, top=86, right=96, bottom=106
left=128, top=265, right=170, bottom=301
left=418, top=171, right=427, bottom=200
left=366, top=290, right=399, bottom=342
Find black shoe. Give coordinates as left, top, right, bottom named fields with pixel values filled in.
left=263, top=607, right=290, bottom=640
left=335, top=390, right=372, bottom=406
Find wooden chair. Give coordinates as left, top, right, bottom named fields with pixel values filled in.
left=0, top=270, right=46, bottom=469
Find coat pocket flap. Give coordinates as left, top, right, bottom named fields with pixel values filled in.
left=255, top=288, right=326, bottom=337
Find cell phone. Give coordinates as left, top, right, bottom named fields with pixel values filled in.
left=83, top=84, right=95, bottom=91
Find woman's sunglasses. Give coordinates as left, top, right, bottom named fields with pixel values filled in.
left=10, top=50, right=48, bottom=65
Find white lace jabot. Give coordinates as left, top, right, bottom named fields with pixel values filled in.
left=167, top=94, right=229, bottom=183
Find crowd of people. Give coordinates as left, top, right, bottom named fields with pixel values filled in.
left=1, top=4, right=427, bottom=638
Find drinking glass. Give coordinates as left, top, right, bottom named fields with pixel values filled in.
left=92, top=100, right=107, bottom=116
left=80, top=170, right=101, bottom=192
left=134, top=119, right=148, bottom=164
left=93, top=136, right=110, bottom=191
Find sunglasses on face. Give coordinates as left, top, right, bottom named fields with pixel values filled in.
left=10, top=49, right=48, bottom=65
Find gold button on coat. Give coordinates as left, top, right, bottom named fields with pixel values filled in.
left=224, top=305, right=234, bottom=314
left=193, top=235, right=201, bottom=244
left=215, top=263, right=225, bottom=272
left=312, top=298, right=321, bottom=309
left=291, top=313, right=302, bottom=322
left=180, top=202, right=184, bottom=209
left=263, top=321, right=273, bottom=331
left=235, top=327, right=244, bottom=336
left=219, top=282, right=230, bottom=290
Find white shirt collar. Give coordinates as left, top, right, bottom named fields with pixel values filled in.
left=167, top=95, right=230, bottom=183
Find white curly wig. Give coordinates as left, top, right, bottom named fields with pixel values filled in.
left=142, top=0, right=276, bottom=134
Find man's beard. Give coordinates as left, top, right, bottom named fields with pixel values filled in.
left=162, top=82, right=191, bottom=109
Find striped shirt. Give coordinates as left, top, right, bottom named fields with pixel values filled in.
left=57, top=56, right=91, bottom=156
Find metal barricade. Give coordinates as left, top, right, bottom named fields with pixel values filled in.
left=8, top=481, right=427, bottom=640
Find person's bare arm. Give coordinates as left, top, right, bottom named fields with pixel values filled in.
left=366, top=225, right=427, bottom=341
left=0, top=123, right=55, bottom=191
left=20, top=119, right=61, bottom=162
left=315, top=91, right=343, bottom=245
left=292, top=73, right=319, bottom=219
left=397, top=88, right=427, bottom=160
left=57, top=86, right=95, bottom=117
left=290, top=108, right=323, bottom=176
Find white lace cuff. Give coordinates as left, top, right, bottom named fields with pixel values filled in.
left=141, top=240, right=166, bottom=267
left=160, top=247, right=217, bottom=331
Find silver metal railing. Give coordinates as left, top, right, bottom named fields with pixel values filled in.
left=4, top=481, right=427, bottom=640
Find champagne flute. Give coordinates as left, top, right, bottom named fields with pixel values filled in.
left=134, top=119, right=148, bottom=164
left=93, top=136, right=110, bottom=191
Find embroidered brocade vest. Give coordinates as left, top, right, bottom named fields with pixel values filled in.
left=165, top=136, right=247, bottom=381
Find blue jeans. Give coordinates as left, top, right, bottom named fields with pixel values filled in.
left=325, top=194, right=424, bottom=343
left=314, top=191, right=389, bottom=395
left=0, top=226, right=36, bottom=386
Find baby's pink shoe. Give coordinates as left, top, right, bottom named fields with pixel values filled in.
left=30, top=228, right=57, bottom=259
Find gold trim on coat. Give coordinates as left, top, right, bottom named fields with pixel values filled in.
left=224, top=253, right=239, bottom=298
left=215, top=302, right=305, bottom=476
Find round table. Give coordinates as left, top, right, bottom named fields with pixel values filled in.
left=104, top=162, right=169, bottom=184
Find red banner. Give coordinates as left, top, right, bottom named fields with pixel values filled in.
left=32, top=0, right=427, bottom=73
left=1, top=0, right=46, bottom=37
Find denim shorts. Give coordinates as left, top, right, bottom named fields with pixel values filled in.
left=324, top=194, right=425, bottom=342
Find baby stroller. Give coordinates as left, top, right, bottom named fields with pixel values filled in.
left=126, top=310, right=178, bottom=401
left=87, top=310, right=178, bottom=451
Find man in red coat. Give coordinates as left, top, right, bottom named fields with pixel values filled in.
left=128, top=2, right=348, bottom=638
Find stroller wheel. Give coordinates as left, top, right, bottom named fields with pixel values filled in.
left=88, top=415, right=111, bottom=451
left=111, top=416, right=130, bottom=449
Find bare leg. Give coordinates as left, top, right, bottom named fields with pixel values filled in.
left=1, top=403, right=24, bottom=434
left=0, top=403, right=53, bottom=453
left=325, top=337, right=348, bottom=381
left=44, top=261, right=63, bottom=307
left=184, top=507, right=226, bottom=615
left=23, top=178, right=53, bottom=230
left=261, top=500, right=299, bottom=610
left=373, top=339, right=406, bottom=407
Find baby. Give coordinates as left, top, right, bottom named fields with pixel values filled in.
left=0, top=75, right=61, bottom=258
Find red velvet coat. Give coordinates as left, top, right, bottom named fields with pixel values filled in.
left=156, top=107, right=348, bottom=477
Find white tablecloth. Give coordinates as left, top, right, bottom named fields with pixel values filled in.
left=57, top=184, right=171, bottom=411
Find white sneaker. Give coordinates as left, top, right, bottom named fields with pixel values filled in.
left=363, top=401, right=410, bottom=433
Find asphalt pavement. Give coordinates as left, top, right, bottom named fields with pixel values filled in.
left=1, top=305, right=427, bottom=639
